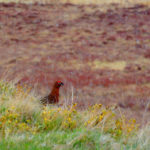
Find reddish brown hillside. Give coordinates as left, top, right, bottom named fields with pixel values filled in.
left=0, top=3, right=150, bottom=123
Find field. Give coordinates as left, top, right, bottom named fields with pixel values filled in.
left=0, top=81, right=147, bottom=149
left=0, top=1, right=150, bottom=149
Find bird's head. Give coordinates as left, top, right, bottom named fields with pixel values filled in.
left=54, top=81, right=64, bottom=88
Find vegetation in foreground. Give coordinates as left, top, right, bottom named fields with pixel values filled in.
left=0, top=81, right=149, bottom=150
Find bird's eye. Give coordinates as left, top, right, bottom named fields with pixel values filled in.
left=57, top=81, right=62, bottom=83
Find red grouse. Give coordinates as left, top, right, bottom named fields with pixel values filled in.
left=40, top=81, right=64, bottom=105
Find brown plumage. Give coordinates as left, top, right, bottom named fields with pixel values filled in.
left=40, top=81, right=64, bottom=105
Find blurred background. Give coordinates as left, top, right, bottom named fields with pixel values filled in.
left=0, top=0, right=150, bottom=123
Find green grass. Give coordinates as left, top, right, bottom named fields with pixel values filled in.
left=0, top=129, right=128, bottom=150
left=0, top=80, right=149, bottom=150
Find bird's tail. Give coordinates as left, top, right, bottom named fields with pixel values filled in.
left=40, top=96, right=49, bottom=105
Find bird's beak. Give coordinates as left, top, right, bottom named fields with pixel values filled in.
left=61, top=82, right=64, bottom=86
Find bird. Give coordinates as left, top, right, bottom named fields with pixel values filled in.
left=40, top=81, right=64, bottom=105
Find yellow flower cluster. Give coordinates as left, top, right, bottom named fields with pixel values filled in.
left=89, top=104, right=102, bottom=112
left=61, top=104, right=77, bottom=130
left=126, top=119, right=137, bottom=134
left=118, top=117, right=138, bottom=135
left=15, top=84, right=31, bottom=98
left=108, top=115, right=139, bottom=139
left=62, top=116, right=77, bottom=130
left=84, top=104, right=139, bottom=139
left=84, top=104, right=115, bottom=127
left=41, top=108, right=56, bottom=126
left=0, top=82, right=15, bottom=101
left=41, top=104, right=78, bottom=130
left=0, top=106, right=36, bottom=135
